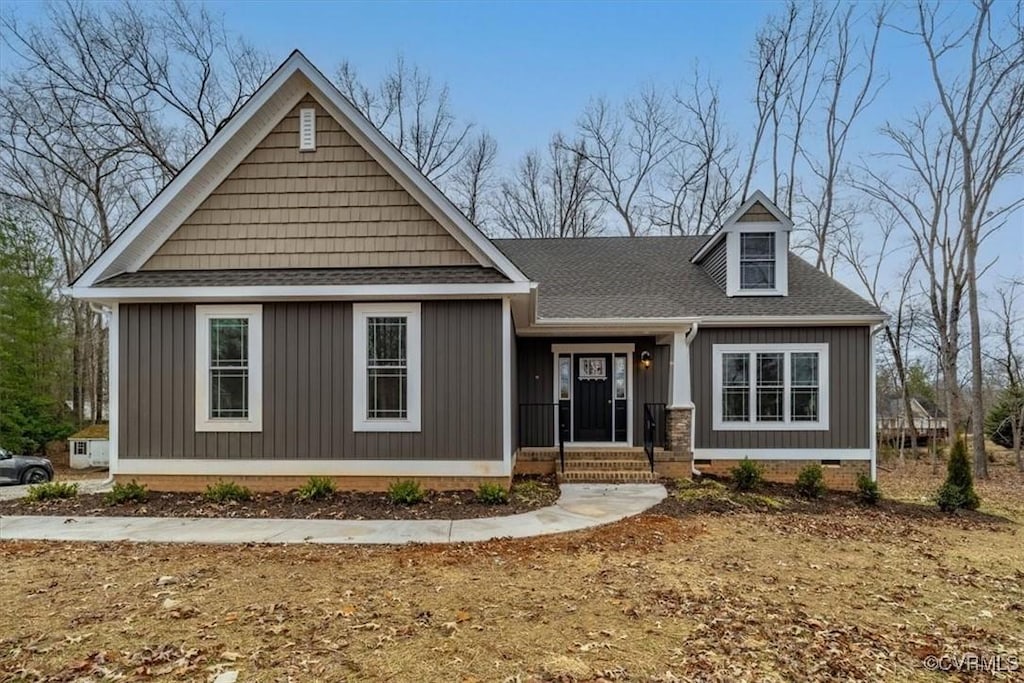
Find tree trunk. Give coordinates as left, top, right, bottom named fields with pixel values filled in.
left=966, top=235, right=988, bottom=478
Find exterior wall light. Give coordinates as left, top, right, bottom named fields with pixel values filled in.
left=640, top=350, right=652, bottom=369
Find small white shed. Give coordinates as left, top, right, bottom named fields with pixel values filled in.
left=69, top=424, right=110, bottom=469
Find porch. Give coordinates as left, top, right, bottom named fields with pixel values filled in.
left=512, top=335, right=696, bottom=481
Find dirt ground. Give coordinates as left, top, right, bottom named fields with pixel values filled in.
left=2, top=452, right=1022, bottom=682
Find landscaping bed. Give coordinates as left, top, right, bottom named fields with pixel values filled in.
left=0, top=476, right=559, bottom=520
left=649, top=475, right=1012, bottom=528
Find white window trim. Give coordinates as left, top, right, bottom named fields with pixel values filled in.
left=352, top=302, right=422, bottom=432
left=726, top=223, right=789, bottom=297
left=712, top=343, right=829, bottom=431
left=195, top=304, right=263, bottom=432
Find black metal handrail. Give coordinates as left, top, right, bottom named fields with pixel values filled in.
left=643, top=402, right=666, bottom=473
left=518, top=403, right=570, bottom=472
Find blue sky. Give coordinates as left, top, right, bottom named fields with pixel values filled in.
left=5, top=0, right=1023, bottom=291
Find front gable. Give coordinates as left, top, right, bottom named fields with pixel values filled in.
left=74, top=51, right=527, bottom=291
left=142, top=95, right=476, bottom=270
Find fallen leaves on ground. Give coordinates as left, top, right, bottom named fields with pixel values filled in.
left=2, top=456, right=1022, bottom=682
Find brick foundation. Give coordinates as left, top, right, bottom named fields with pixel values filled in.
left=118, top=474, right=511, bottom=494
left=695, top=459, right=870, bottom=491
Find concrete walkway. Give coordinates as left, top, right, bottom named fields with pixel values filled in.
left=0, top=483, right=666, bottom=545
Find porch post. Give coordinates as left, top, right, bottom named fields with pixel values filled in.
left=664, top=327, right=695, bottom=476
left=669, top=330, right=691, bottom=408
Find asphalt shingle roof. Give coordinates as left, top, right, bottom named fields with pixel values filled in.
left=98, top=266, right=509, bottom=287
left=493, top=236, right=884, bottom=320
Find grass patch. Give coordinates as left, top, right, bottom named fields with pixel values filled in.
left=509, top=478, right=557, bottom=506
left=673, top=478, right=786, bottom=510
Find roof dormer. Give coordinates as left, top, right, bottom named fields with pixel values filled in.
left=692, top=190, right=793, bottom=297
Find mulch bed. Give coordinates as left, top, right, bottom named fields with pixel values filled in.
left=648, top=476, right=1012, bottom=527
left=0, top=475, right=559, bottom=521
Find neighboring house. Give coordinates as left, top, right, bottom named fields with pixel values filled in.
left=69, top=424, right=110, bottom=469
left=70, top=51, right=885, bottom=492
left=877, top=397, right=948, bottom=445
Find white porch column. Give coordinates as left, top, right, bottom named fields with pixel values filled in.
left=669, top=329, right=692, bottom=408
left=107, top=303, right=119, bottom=476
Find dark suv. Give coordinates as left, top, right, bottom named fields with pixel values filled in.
left=0, top=447, right=54, bottom=485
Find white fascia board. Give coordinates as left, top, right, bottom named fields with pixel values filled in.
left=699, top=315, right=886, bottom=326
left=691, top=230, right=726, bottom=263
left=71, top=282, right=534, bottom=302
left=75, top=55, right=305, bottom=288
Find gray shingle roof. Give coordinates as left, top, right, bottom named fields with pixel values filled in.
left=493, top=236, right=884, bottom=320
left=97, top=266, right=509, bottom=287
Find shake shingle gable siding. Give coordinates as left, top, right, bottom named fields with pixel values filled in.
left=493, top=237, right=883, bottom=320
left=97, top=266, right=509, bottom=288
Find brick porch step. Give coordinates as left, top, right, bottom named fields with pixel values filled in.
left=563, top=458, right=652, bottom=470
left=558, top=470, right=660, bottom=483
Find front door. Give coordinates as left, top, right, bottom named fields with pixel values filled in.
left=573, top=354, right=613, bottom=442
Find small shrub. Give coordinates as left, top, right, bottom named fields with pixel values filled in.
left=856, top=474, right=880, bottom=505
left=476, top=482, right=509, bottom=505
left=104, top=480, right=148, bottom=505
left=730, top=458, right=764, bottom=491
left=296, top=476, right=336, bottom=501
left=795, top=463, right=825, bottom=499
left=936, top=439, right=980, bottom=512
left=388, top=479, right=424, bottom=505
left=204, top=480, right=253, bottom=503
left=25, top=481, right=78, bottom=502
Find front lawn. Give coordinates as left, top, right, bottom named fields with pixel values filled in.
left=2, top=454, right=1021, bottom=681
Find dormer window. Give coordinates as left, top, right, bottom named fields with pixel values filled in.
left=739, top=232, right=776, bottom=290
left=691, top=191, right=793, bottom=297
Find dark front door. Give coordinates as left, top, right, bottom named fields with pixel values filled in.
left=573, top=354, right=613, bottom=441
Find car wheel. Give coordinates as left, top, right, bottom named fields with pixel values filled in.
left=21, top=467, right=51, bottom=485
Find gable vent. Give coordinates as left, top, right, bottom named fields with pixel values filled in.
left=299, top=107, right=316, bottom=151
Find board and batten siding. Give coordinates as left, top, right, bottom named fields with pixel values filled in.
left=690, top=326, right=871, bottom=449
left=119, top=301, right=503, bottom=460
left=141, top=94, right=475, bottom=270
left=515, top=336, right=669, bottom=447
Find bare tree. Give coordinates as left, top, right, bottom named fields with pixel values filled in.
left=652, top=70, right=741, bottom=235
left=575, top=88, right=677, bottom=235
left=987, top=281, right=1024, bottom=470
left=903, top=0, right=1024, bottom=477
left=1, top=0, right=268, bottom=422
left=741, top=1, right=828, bottom=208
left=449, top=132, right=498, bottom=228
left=855, top=111, right=969, bottom=452
left=336, top=54, right=475, bottom=182
left=800, top=3, right=887, bottom=273
left=837, top=212, right=921, bottom=466
left=493, top=135, right=602, bottom=238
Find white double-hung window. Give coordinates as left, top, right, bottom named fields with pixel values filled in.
left=352, top=303, right=422, bottom=432
left=712, top=343, right=828, bottom=430
left=195, top=305, right=263, bottom=432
